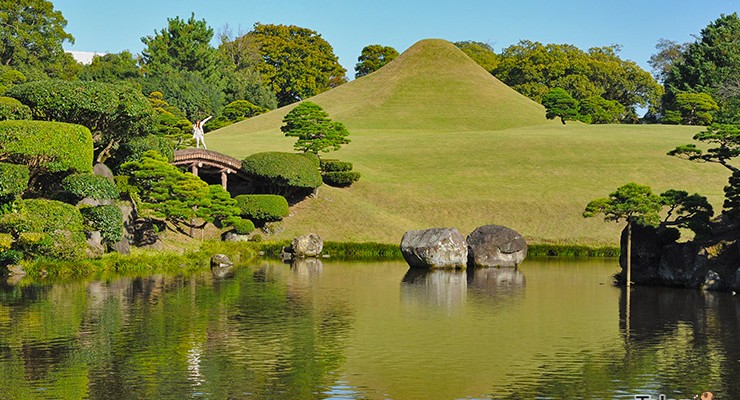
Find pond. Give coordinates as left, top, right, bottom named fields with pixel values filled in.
left=0, top=258, right=737, bottom=399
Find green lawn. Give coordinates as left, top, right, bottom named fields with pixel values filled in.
left=205, top=39, right=728, bottom=246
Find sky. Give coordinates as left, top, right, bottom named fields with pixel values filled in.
left=54, top=0, right=739, bottom=76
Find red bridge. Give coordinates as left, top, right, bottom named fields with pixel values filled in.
left=173, top=149, right=248, bottom=193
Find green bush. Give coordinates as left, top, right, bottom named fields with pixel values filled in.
left=0, top=162, right=29, bottom=197
left=62, top=173, right=119, bottom=200
left=231, top=218, right=255, bottom=235
left=4, top=79, right=154, bottom=141
left=322, top=171, right=361, bottom=187
left=234, top=194, right=289, bottom=223
left=242, top=152, right=322, bottom=201
left=0, top=96, right=32, bottom=120
left=0, top=199, right=86, bottom=260
left=320, top=158, right=353, bottom=172
left=80, top=205, right=123, bottom=244
left=0, top=249, right=22, bottom=266
left=0, top=120, right=93, bottom=175
left=0, top=233, right=12, bottom=251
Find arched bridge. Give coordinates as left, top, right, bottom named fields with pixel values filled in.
left=173, top=149, right=248, bottom=194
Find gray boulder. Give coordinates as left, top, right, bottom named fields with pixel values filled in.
left=210, top=254, right=233, bottom=268
left=291, top=233, right=323, bottom=258
left=224, top=232, right=250, bottom=242
left=110, top=236, right=130, bottom=255
left=467, top=225, right=527, bottom=268
left=93, top=163, right=115, bottom=181
left=86, top=230, right=106, bottom=258
left=400, top=228, right=468, bottom=269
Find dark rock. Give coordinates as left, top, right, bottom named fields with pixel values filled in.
left=291, top=233, right=323, bottom=258
left=467, top=225, right=527, bottom=268
left=110, top=236, right=130, bottom=255
left=702, top=270, right=722, bottom=291
left=400, top=227, right=467, bottom=269
left=210, top=254, right=233, bottom=268
left=734, top=268, right=740, bottom=291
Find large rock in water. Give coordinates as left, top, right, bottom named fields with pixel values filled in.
left=291, top=233, right=323, bottom=257
left=467, top=225, right=527, bottom=268
left=400, top=228, right=468, bottom=269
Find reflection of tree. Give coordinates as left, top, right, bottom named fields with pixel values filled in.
left=0, top=263, right=354, bottom=399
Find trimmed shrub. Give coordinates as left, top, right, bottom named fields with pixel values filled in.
left=231, top=218, right=255, bottom=235
left=0, top=162, right=29, bottom=197
left=0, top=199, right=86, bottom=260
left=0, top=120, right=93, bottom=175
left=80, top=205, right=123, bottom=244
left=62, top=173, right=119, bottom=201
left=242, top=152, right=322, bottom=201
left=0, top=249, right=22, bottom=266
left=0, top=233, right=12, bottom=251
left=320, top=158, right=353, bottom=172
left=322, top=171, right=361, bottom=187
left=4, top=79, right=154, bottom=141
left=234, top=194, right=289, bottom=223
left=0, top=96, right=32, bottom=121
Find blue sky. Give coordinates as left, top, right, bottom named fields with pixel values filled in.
left=55, top=0, right=738, bottom=75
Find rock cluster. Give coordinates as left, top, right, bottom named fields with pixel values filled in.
left=400, top=224, right=527, bottom=269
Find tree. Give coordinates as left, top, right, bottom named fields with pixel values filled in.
left=455, top=41, right=498, bottom=72
left=355, top=45, right=399, bottom=78
left=578, top=95, right=624, bottom=124
left=674, top=92, right=719, bottom=125
left=281, top=101, right=350, bottom=154
left=583, top=183, right=663, bottom=287
left=248, top=23, right=347, bottom=106
left=78, top=51, right=142, bottom=84
left=659, top=189, right=713, bottom=237
left=217, top=25, right=277, bottom=109
left=0, top=0, right=77, bottom=79
left=542, top=88, right=579, bottom=124
left=648, top=39, right=687, bottom=84
left=663, top=13, right=740, bottom=124
left=493, top=41, right=662, bottom=120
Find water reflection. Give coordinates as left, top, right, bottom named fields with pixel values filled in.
left=401, top=268, right=468, bottom=310
left=467, top=266, right=526, bottom=300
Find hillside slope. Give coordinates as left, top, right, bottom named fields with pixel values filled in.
left=207, top=40, right=728, bottom=246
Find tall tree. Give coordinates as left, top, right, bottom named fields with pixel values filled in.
left=663, top=13, right=740, bottom=123
left=217, top=28, right=277, bottom=109
left=648, top=39, right=687, bottom=84
left=281, top=101, right=350, bottom=154
left=355, top=44, right=398, bottom=78
left=583, top=183, right=663, bottom=287
left=454, top=41, right=499, bottom=72
left=0, top=0, right=77, bottom=79
left=77, top=51, right=142, bottom=84
left=248, top=23, right=346, bottom=107
left=542, top=88, right=579, bottom=124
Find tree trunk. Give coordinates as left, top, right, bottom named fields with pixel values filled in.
left=626, top=221, right=632, bottom=288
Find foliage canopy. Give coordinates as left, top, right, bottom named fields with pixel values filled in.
left=281, top=101, right=351, bottom=154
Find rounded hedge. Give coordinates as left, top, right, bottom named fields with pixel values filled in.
left=0, top=199, right=86, bottom=260
left=242, top=152, right=322, bottom=193
left=0, top=96, right=32, bottom=121
left=109, top=134, right=175, bottom=173
left=80, top=205, right=123, bottom=244
left=0, top=162, right=29, bottom=197
left=322, top=171, right=361, bottom=187
left=231, top=217, right=255, bottom=235
left=62, top=173, right=119, bottom=200
left=0, top=120, right=94, bottom=175
left=320, top=158, right=353, bottom=172
left=234, top=194, right=289, bottom=222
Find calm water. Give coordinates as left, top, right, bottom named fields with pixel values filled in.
left=0, top=258, right=738, bottom=399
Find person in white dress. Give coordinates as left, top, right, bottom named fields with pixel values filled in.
left=193, top=116, right=212, bottom=149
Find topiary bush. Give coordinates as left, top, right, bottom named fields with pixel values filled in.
left=322, top=171, right=361, bottom=187
left=62, top=173, right=119, bottom=201
left=0, top=120, right=93, bottom=175
left=0, top=96, right=32, bottom=121
left=0, top=233, right=12, bottom=252
left=234, top=194, right=289, bottom=223
left=242, top=152, right=322, bottom=202
left=320, top=158, right=353, bottom=172
left=0, top=199, right=86, bottom=260
left=0, top=162, right=29, bottom=198
left=80, top=205, right=123, bottom=244
left=230, top=217, right=255, bottom=235
left=0, top=249, right=22, bottom=266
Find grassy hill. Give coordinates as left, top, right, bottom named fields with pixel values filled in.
left=207, top=39, right=728, bottom=246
